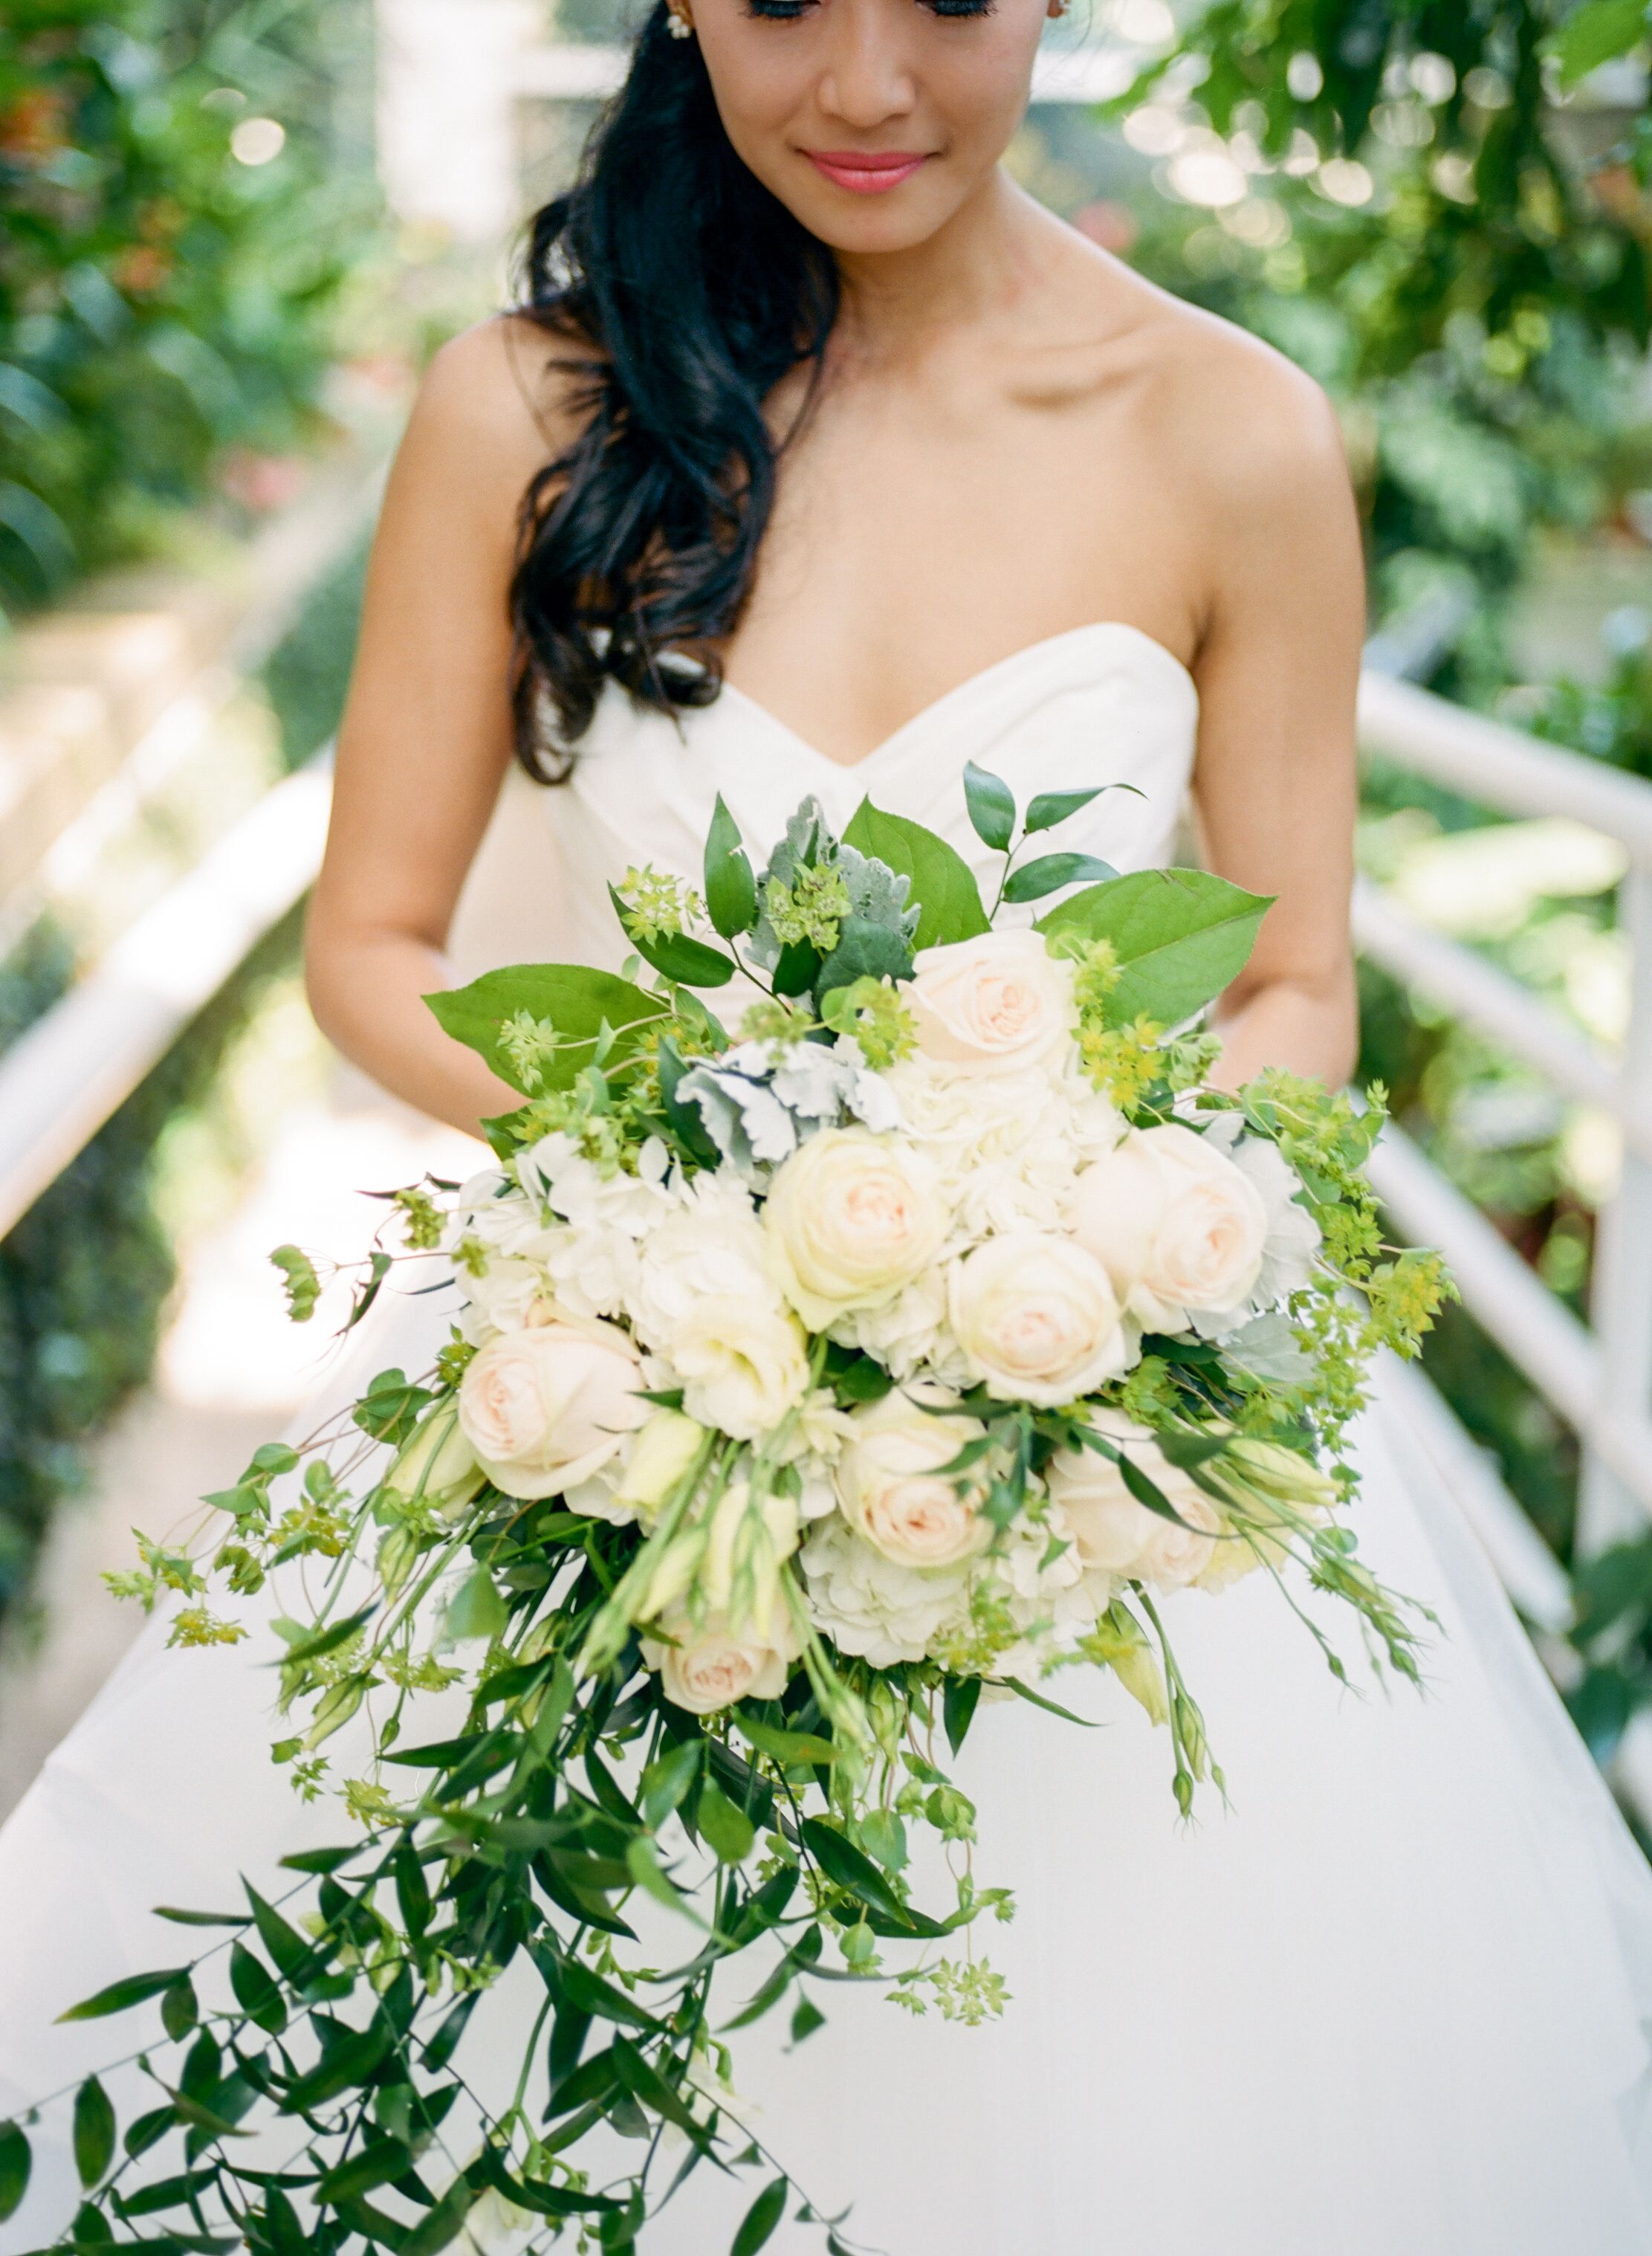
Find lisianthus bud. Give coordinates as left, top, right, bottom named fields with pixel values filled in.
left=383, top=1406, right=482, bottom=1521
left=616, top=1408, right=707, bottom=1519
left=1088, top=1604, right=1167, bottom=1725
left=1222, top=1437, right=1339, bottom=1515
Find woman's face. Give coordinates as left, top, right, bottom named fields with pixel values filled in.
left=689, top=0, right=1057, bottom=254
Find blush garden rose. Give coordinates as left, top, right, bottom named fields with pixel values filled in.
left=765, top=1127, right=948, bottom=1328
left=906, top=929, right=1073, bottom=1077
left=457, top=1310, right=649, bottom=1499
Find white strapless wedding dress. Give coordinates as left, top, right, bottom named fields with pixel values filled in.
left=4, top=624, right=1652, bottom=2256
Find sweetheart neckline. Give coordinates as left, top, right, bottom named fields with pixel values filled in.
left=710, top=620, right=1199, bottom=778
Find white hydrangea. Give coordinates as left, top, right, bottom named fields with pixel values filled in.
left=801, top=1515, right=974, bottom=1667
left=445, top=1171, right=563, bottom=1337
left=628, top=1169, right=772, bottom=1352
left=832, top=1267, right=965, bottom=1386
left=976, top=1502, right=1104, bottom=1681
left=884, top=1056, right=1124, bottom=1247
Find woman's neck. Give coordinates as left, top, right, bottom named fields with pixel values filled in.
left=829, top=169, right=1049, bottom=364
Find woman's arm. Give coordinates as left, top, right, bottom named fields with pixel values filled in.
left=305, top=320, right=569, bottom=1136
left=1182, top=348, right=1366, bottom=1092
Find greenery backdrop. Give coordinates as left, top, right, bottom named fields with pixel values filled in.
left=0, top=0, right=371, bottom=619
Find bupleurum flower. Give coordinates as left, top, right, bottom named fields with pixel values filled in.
left=764, top=862, right=852, bottom=952
left=617, top=863, right=704, bottom=942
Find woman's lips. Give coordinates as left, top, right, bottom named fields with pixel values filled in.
left=804, top=149, right=930, bottom=193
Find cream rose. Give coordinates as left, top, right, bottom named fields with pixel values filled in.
left=1046, top=1416, right=1222, bottom=1591
left=668, top=1292, right=810, bottom=1440
left=765, top=1128, right=948, bottom=1329
left=1069, top=1123, right=1267, bottom=1332
left=458, top=1312, right=647, bottom=1499
left=642, top=1609, right=801, bottom=1716
left=949, top=1231, right=1130, bottom=1406
left=836, top=1386, right=991, bottom=1570
left=906, top=930, right=1073, bottom=1078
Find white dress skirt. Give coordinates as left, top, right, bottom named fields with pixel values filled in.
left=3, top=627, right=1650, bottom=2255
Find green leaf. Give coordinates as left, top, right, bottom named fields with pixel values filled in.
left=698, top=1782, right=757, bottom=1865
left=1039, top=868, right=1272, bottom=1028
left=790, top=1996, right=826, bottom=2044
left=704, top=795, right=758, bottom=939
left=318, top=2142, right=415, bottom=2203
left=610, top=2040, right=707, bottom=2139
left=400, top=2178, right=474, bottom=2256
left=799, top=1817, right=911, bottom=1924
left=733, top=1713, right=840, bottom=1768
left=1002, top=1677, right=1097, bottom=1727
left=0, top=2121, right=30, bottom=2221
left=282, top=2024, right=392, bottom=2109
left=228, top=1941, right=287, bottom=2035
left=731, top=2177, right=789, bottom=2256
left=72, top=2081, right=116, bottom=2191
left=426, top=965, right=667, bottom=1093
left=160, top=1977, right=198, bottom=2040
left=274, top=1602, right=378, bottom=1669
left=1025, top=785, right=1108, bottom=833
left=771, top=937, right=821, bottom=997
left=243, top=1884, right=311, bottom=1982
left=858, top=1808, right=908, bottom=1873
left=58, top=1967, right=188, bottom=2023
left=443, top=1564, right=509, bottom=1644
left=843, top=801, right=990, bottom=951
left=1002, top=851, right=1117, bottom=904
left=1552, top=0, right=1647, bottom=85
left=123, top=2107, right=175, bottom=2160
left=641, top=1739, right=702, bottom=1829
left=962, top=760, right=1016, bottom=852
left=626, top=1835, right=690, bottom=1913
left=608, top=887, right=736, bottom=988
left=423, top=1991, right=480, bottom=2072
left=813, top=915, right=914, bottom=1003
left=943, top=1675, right=982, bottom=1756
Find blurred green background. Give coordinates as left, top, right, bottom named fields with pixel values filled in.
left=2, top=0, right=1652, bottom=1777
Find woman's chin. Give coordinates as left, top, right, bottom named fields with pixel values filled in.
left=782, top=181, right=974, bottom=257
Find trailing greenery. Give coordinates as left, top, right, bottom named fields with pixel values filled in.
left=0, top=0, right=372, bottom=619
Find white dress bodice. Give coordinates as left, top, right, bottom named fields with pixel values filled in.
left=545, top=621, right=1199, bottom=969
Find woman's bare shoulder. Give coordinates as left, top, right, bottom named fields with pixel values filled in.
left=1128, top=282, right=1350, bottom=517
left=395, top=313, right=602, bottom=523
left=1044, top=232, right=1350, bottom=520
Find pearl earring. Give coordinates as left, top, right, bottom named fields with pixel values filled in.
left=667, top=8, right=694, bottom=34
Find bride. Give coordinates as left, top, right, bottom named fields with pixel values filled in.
left=3, top=1, right=1651, bottom=2250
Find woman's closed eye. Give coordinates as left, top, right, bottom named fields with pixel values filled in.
left=744, top=0, right=997, bottom=19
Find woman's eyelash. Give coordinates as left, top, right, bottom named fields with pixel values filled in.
left=744, top=0, right=997, bottom=17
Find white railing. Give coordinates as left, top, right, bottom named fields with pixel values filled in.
left=1357, top=672, right=1652, bottom=1555
left=0, top=755, right=333, bottom=1241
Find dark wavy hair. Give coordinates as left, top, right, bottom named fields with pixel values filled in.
left=509, top=3, right=838, bottom=780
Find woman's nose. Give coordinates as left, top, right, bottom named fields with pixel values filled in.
left=814, top=0, right=919, bottom=128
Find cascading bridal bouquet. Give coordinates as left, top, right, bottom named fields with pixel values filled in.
left=13, top=769, right=1448, bottom=2256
